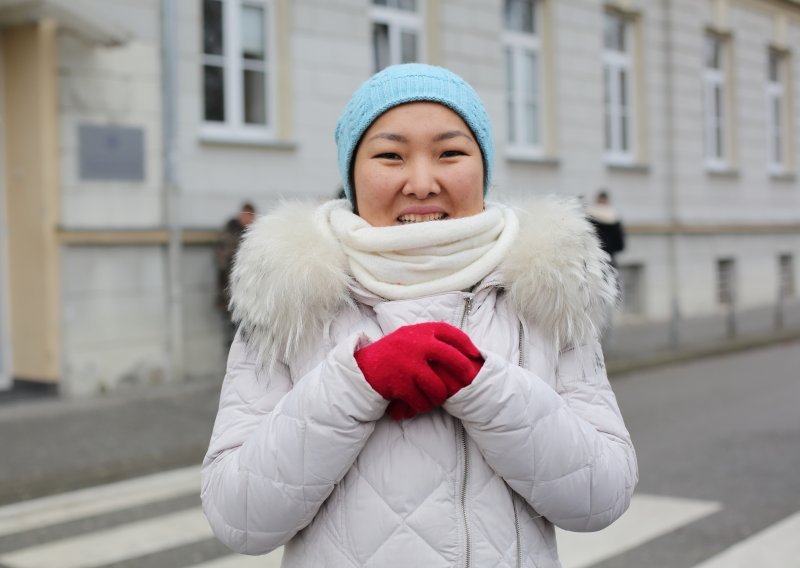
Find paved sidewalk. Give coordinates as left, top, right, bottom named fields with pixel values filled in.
left=1, top=327, right=798, bottom=506
left=0, top=379, right=220, bottom=506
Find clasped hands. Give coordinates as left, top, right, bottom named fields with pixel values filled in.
left=354, top=322, right=484, bottom=421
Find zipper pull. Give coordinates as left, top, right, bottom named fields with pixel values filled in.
left=459, top=296, right=473, bottom=330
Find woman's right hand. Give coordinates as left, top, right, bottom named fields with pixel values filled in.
left=354, top=322, right=483, bottom=420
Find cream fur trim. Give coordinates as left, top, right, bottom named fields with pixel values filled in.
left=229, top=201, right=353, bottom=368
left=502, top=196, right=618, bottom=349
left=230, top=196, right=617, bottom=366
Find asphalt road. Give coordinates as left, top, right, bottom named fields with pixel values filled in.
left=0, top=340, right=798, bottom=567
left=593, top=339, right=800, bottom=567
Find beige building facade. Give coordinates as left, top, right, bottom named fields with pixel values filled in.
left=0, top=0, right=799, bottom=395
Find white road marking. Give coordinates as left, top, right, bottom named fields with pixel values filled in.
left=191, top=549, right=284, bottom=567
left=0, top=466, right=199, bottom=537
left=690, top=510, right=800, bottom=568
left=557, top=494, right=722, bottom=568
left=0, top=468, right=729, bottom=568
left=0, top=508, right=212, bottom=568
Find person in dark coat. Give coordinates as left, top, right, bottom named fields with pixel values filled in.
left=587, top=190, right=625, bottom=267
left=215, top=202, right=256, bottom=346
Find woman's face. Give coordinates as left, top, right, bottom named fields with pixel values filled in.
left=352, top=102, right=484, bottom=227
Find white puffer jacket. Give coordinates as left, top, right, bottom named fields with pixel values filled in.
left=201, top=197, right=638, bottom=568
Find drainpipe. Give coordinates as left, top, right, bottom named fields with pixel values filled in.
left=663, top=0, right=681, bottom=348
left=161, top=0, right=183, bottom=382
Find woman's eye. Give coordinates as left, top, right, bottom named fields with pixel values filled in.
left=441, top=150, right=465, bottom=158
left=375, top=152, right=401, bottom=160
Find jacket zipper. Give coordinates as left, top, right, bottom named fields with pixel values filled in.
left=459, top=296, right=473, bottom=330
left=458, top=292, right=524, bottom=567
left=511, top=489, right=522, bottom=568
left=459, top=423, right=471, bottom=568
left=514, top=320, right=525, bottom=568
left=457, top=295, right=472, bottom=568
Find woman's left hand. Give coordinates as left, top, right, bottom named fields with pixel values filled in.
left=354, top=322, right=483, bottom=420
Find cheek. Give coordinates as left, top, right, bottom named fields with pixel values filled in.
left=357, top=161, right=403, bottom=193
left=450, top=162, right=484, bottom=207
left=353, top=164, right=401, bottom=225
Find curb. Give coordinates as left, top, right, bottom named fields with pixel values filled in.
left=1, top=331, right=797, bottom=506
left=605, top=329, right=800, bottom=376
left=0, top=446, right=208, bottom=507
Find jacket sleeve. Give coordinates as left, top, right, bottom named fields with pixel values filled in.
left=442, top=338, right=638, bottom=532
left=201, top=332, right=388, bottom=555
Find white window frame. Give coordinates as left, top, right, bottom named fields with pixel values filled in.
left=200, top=0, right=277, bottom=144
left=704, top=34, right=729, bottom=171
left=370, top=1, right=425, bottom=72
left=766, top=50, right=788, bottom=175
left=603, top=12, right=636, bottom=165
left=503, top=0, right=544, bottom=157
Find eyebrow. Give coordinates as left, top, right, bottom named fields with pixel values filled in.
left=366, top=130, right=474, bottom=143
left=366, top=133, right=408, bottom=143
left=433, top=130, right=473, bottom=143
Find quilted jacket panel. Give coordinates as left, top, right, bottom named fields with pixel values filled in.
left=201, top=283, right=637, bottom=567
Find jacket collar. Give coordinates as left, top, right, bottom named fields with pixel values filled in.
left=230, top=196, right=617, bottom=367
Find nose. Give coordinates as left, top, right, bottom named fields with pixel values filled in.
left=402, top=159, right=440, bottom=199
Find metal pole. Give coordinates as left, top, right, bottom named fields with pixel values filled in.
left=776, top=270, right=785, bottom=330
left=663, top=0, right=681, bottom=348
left=161, top=0, right=183, bottom=383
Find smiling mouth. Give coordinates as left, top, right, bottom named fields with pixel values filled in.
left=397, top=213, right=449, bottom=224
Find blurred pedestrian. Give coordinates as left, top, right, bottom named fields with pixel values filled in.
left=202, top=64, right=637, bottom=567
left=587, top=189, right=626, bottom=268
left=214, top=202, right=255, bottom=347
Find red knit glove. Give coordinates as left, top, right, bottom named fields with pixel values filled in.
left=354, top=322, right=484, bottom=420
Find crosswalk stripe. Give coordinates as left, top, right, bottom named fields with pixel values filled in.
left=0, top=508, right=211, bottom=568
left=556, top=494, right=722, bottom=568
left=0, top=464, right=725, bottom=568
left=0, top=466, right=199, bottom=537
left=690, top=510, right=800, bottom=568
left=191, top=550, right=283, bottom=568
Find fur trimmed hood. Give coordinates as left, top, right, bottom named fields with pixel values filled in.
left=230, top=196, right=617, bottom=367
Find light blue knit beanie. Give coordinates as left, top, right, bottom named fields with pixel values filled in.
left=335, top=63, right=494, bottom=204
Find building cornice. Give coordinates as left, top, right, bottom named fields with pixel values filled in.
left=55, top=224, right=800, bottom=247
left=0, top=0, right=130, bottom=46
left=628, top=223, right=800, bottom=235
left=58, top=229, right=220, bottom=246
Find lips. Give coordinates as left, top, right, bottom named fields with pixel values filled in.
left=397, top=212, right=449, bottom=224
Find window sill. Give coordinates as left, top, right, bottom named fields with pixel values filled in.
left=606, top=162, right=650, bottom=174
left=505, top=151, right=560, bottom=166
left=770, top=172, right=796, bottom=183
left=199, top=127, right=297, bottom=150
left=200, top=136, right=297, bottom=151
left=706, top=167, right=740, bottom=179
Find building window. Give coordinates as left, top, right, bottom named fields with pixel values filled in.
left=371, top=0, right=423, bottom=72
left=202, top=0, right=275, bottom=141
left=779, top=254, right=795, bottom=299
left=767, top=49, right=789, bottom=174
left=603, top=12, right=635, bottom=164
left=717, top=258, right=736, bottom=306
left=704, top=33, right=729, bottom=170
left=503, top=0, right=542, bottom=154
left=618, top=263, right=644, bottom=315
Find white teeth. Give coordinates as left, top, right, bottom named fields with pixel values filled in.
left=397, top=213, right=447, bottom=224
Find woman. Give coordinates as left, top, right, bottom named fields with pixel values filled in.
left=201, top=63, right=637, bottom=567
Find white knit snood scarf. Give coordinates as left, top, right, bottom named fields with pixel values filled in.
left=316, top=199, right=520, bottom=300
